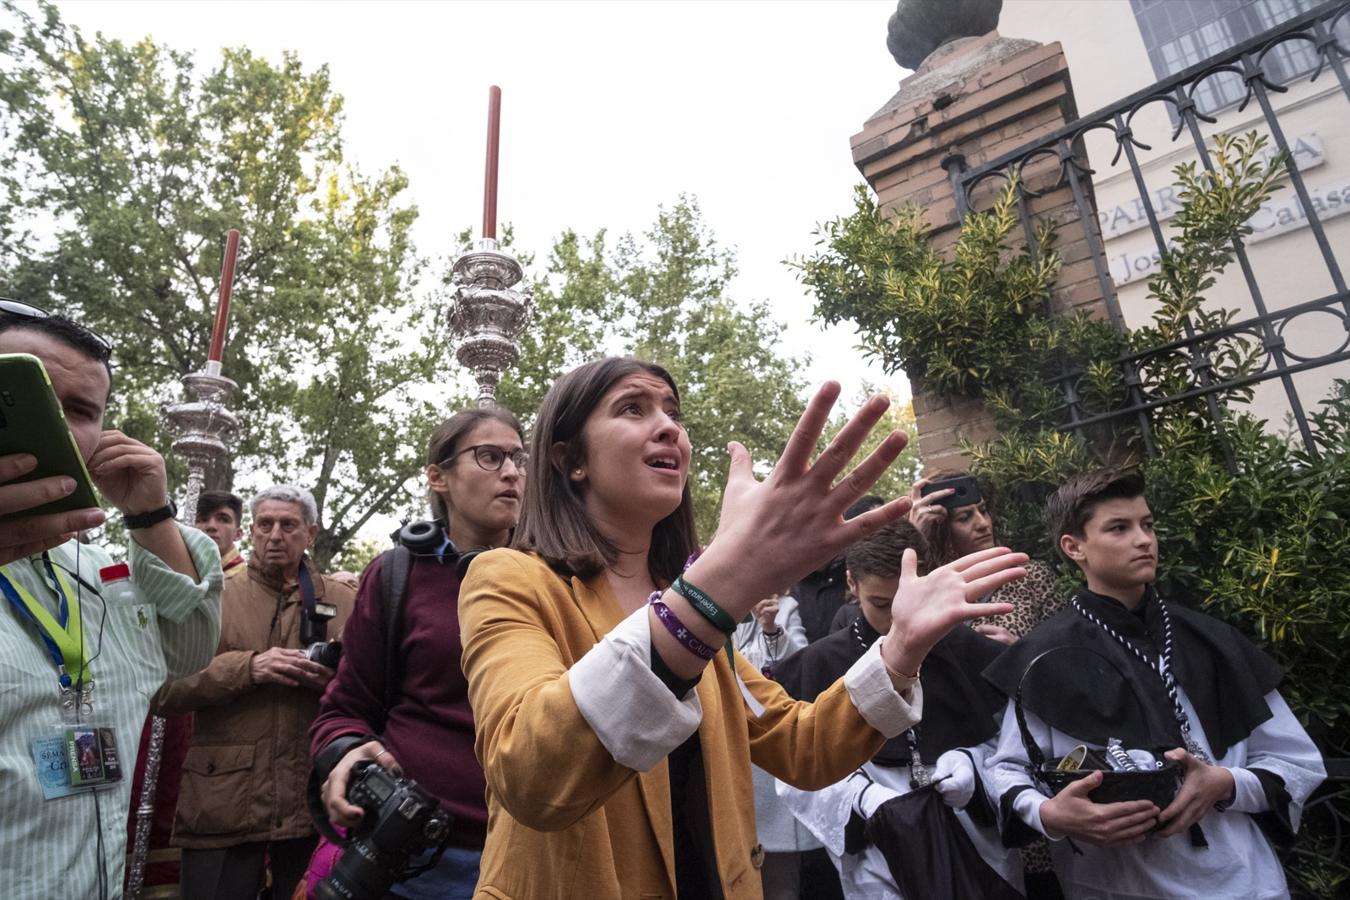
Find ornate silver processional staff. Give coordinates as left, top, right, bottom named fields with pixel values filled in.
left=127, top=230, right=242, bottom=899
left=448, top=85, right=531, bottom=407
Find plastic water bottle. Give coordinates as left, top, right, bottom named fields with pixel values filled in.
left=99, top=563, right=137, bottom=605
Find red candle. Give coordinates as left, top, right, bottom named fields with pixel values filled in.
left=482, top=85, right=502, bottom=241
left=208, top=229, right=240, bottom=363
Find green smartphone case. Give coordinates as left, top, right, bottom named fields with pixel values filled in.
left=0, top=352, right=101, bottom=522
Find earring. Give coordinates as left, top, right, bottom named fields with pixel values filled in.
left=573, top=468, right=584, bottom=477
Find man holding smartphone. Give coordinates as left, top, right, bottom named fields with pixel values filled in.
left=0, top=300, right=223, bottom=899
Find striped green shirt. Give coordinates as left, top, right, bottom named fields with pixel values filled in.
left=0, top=524, right=222, bottom=899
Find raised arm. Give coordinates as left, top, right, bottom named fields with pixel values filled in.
left=130, top=522, right=222, bottom=681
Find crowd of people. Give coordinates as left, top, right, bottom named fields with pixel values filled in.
left=0, top=302, right=1328, bottom=900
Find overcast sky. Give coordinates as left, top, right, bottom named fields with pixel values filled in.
left=51, top=0, right=914, bottom=401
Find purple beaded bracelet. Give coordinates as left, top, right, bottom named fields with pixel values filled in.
left=649, top=593, right=718, bottom=661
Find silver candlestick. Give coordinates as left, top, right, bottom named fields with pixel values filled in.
left=164, top=362, right=241, bottom=524
left=448, top=238, right=532, bottom=406
left=126, top=360, right=239, bottom=900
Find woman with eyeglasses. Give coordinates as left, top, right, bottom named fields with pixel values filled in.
left=457, top=357, right=1027, bottom=899
left=307, top=407, right=525, bottom=900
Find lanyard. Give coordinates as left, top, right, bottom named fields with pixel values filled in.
left=0, top=556, right=87, bottom=689
left=851, top=619, right=931, bottom=787
left=1070, top=595, right=1212, bottom=763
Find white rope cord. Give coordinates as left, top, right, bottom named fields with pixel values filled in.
left=1070, top=596, right=1211, bottom=763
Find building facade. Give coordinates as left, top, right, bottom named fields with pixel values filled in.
left=997, top=0, right=1350, bottom=431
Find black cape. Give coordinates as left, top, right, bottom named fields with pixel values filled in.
left=982, top=586, right=1282, bottom=760
left=775, top=615, right=1007, bottom=766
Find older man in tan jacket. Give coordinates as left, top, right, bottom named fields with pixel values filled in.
left=155, top=484, right=355, bottom=900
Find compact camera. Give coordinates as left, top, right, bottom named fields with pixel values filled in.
left=313, top=760, right=453, bottom=900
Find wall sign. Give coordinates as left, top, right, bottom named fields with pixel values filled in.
left=1108, top=176, right=1350, bottom=286
left=1097, top=133, right=1325, bottom=242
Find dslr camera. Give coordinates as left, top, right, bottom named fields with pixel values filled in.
left=304, top=639, right=343, bottom=669
left=300, top=593, right=341, bottom=670
left=314, top=760, right=452, bottom=900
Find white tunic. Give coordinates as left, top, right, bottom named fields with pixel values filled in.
left=986, top=688, right=1325, bottom=900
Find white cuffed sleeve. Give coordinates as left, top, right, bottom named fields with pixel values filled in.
left=1012, top=786, right=1058, bottom=838
left=568, top=604, right=703, bottom=771
left=1227, top=766, right=1269, bottom=814
left=843, top=637, right=922, bottom=738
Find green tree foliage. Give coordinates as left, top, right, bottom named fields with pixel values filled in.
left=820, top=384, right=921, bottom=503
left=798, top=133, right=1348, bottom=895
left=0, top=1, right=450, bottom=567
left=331, top=534, right=387, bottom=577
left=795, top=182, right=1127, bottom=441
left=498, top=197, right=810, bottom=538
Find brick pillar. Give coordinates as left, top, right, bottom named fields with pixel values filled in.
left=850, top=32, right=1094, bottom=472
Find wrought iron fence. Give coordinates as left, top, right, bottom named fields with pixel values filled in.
left=944, top=4, right=1349, bottom=895
left=945, top=0, right=1350, bottom=469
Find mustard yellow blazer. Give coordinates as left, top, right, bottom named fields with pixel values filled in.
left=459, top=548, right=920, bottom=900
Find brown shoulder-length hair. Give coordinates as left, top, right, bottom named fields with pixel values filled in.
left=513, top=357, right=699, bottom=584
left=425, top=406, right=525, bottom=523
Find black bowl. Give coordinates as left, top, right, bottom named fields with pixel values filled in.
left=1038, top=761, right=1182, bottom=807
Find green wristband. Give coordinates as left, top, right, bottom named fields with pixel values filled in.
left=671, top=576, right=737, bottom=635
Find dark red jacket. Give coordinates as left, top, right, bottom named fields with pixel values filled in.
left=310, top=553, right=486, bottom=844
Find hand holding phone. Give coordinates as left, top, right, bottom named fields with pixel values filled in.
left=920, top=474, right=981, bottom=511
left=0, top=353, right=106, bottom=562
left=0, top=456, right=107, bottom=564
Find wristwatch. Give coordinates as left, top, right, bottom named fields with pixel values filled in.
left=124, top=499, right=178, bottom=530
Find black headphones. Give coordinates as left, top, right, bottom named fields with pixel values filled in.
left=397, top=520, right=445, bottom=554
left=394, top=519, right=486, bottom=580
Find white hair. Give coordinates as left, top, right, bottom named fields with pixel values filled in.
left=250, top=484, right=319, bottom=525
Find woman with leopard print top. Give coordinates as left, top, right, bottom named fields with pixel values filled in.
left=908, top=474, right=1065, bottom=642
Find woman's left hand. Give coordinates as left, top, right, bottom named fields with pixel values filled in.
left=884, top=546, right=1026, bottom=677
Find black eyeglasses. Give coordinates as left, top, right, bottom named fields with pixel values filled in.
left=0, top=297, right=113, bottom=355
left=440, top=444, right=529, bottom=473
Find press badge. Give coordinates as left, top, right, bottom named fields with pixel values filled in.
left=29, top=723, right=124, bottom=800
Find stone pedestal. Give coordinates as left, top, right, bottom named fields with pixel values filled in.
left=850, top=31, right=1098, bottom=471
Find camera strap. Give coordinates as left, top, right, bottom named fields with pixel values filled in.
left=298, top=562, right=336, bottom=644
left=299, top=563, right=316, bottom=616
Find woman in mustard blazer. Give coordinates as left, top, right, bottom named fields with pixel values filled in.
left=459, top=357, right=1027, bottom=899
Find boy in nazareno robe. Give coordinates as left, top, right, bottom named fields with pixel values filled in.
left=983, top=468, right=1325, bottom=900
left=774, top=520, right=1023, bottom=898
